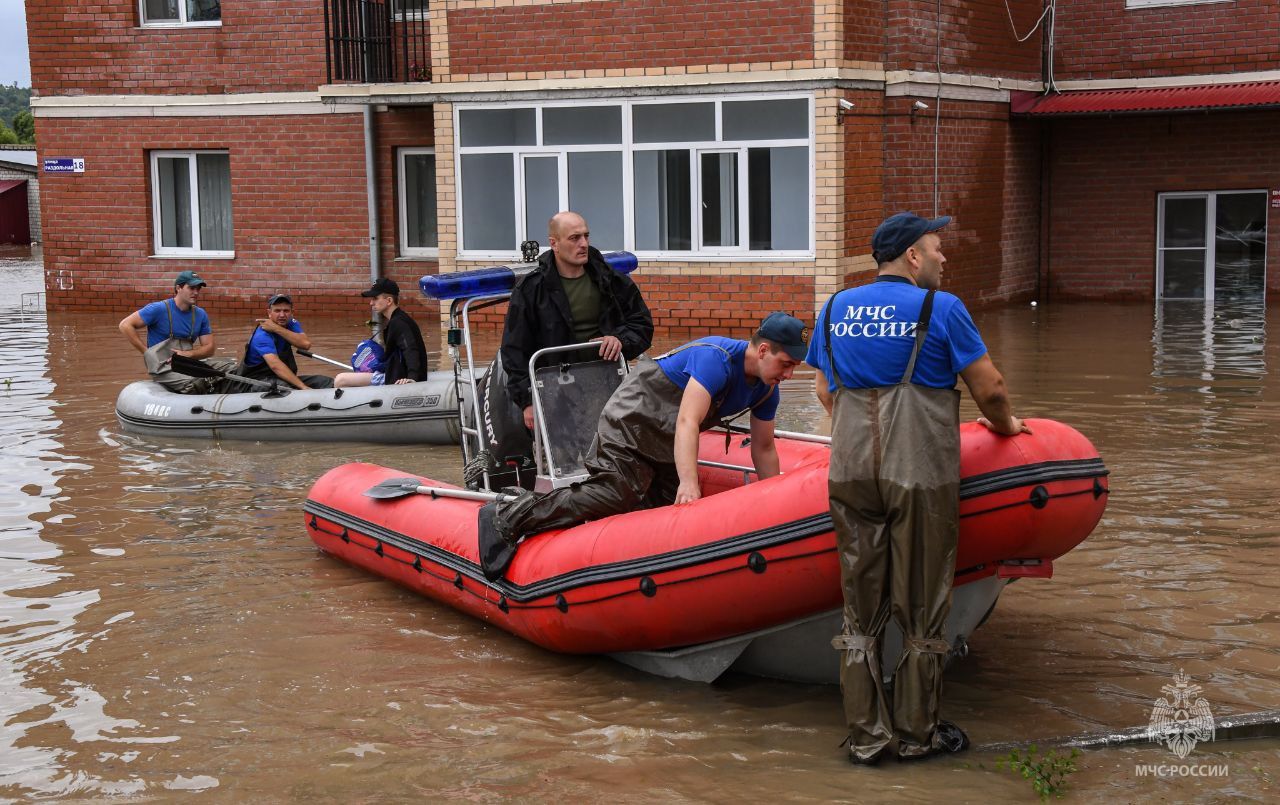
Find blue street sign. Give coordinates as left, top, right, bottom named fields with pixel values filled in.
left=43, top=158, right=85, bottom=173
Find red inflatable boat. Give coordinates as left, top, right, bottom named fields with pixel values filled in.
left=304, top=419, right=1108, bottom=682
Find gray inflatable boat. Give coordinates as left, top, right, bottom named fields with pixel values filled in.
left=115, top=372, right=460, bottom=444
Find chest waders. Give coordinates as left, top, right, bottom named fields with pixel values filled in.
left=497, top=344, right=774, bottom=543
left=142, top=301, right=237, bottom=394
left=823, top=289, right=961, bottom=762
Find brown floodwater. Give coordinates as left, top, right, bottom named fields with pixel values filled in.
left=0, top=245, right=1276, bottom=801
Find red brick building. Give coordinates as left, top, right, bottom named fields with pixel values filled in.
left=27, top=1, right=1278, bottom=326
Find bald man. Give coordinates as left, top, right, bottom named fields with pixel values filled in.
left=500, top=211, right=654, bottom=431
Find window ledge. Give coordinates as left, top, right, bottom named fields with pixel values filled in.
left=139, top=22, right=223, bottom=30
left=150, top=252, right=236, bottom=260
left=395, top=253, right=440, bottom=262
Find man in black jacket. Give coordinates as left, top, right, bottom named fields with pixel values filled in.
left=500, top=211, right=653, bottom=430
left=335, top=278, right=429, bottom=388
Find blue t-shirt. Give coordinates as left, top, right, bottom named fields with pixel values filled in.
left=806, top=276, right=987, bottom=390
left=138, top=299, right=211, bottom=348
left=245, top=319, right=304, bottom=366
left=655, top=336, right=780, bottom=421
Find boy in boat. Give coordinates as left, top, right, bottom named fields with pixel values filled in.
left=334, top=278, right=429, bottom=388
left=807, top=212, right=1028, bottom=765
left=478, top=313, right=807, bottom=580
left=117, top=270, right=239, bottom=394
left=222, top=293, right=334, bottom=393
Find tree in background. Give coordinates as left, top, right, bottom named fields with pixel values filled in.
left=0, top=121, right=17, bottom=145
left=13, top=111, right=34, bottom=144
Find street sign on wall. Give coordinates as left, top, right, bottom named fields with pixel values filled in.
left=43, top=158, right=85, bottom=174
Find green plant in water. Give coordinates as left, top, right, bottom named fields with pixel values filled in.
left=995, top=745, right=1081, bottom=801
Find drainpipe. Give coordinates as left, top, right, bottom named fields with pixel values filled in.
left=363, top=104, right=381, bottom=333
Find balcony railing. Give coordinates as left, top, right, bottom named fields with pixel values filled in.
left=325, top=0, right=431, bottom=84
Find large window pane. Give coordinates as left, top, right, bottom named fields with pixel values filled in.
left=143, top=0, right=179, bottom=23
left=459, top=109, right=536, bottom=147
left=195, top=153, right=233, bottom=251
left=157, top=156, right=192, bottom=249
left=523, top=156, right=559, bottom=246
left=723, top=99, right=809, bottom=141
left=568, top=152, right=624, bottom=250
left=187, top=0, right=220, bottom=22
left=1161, top=250, right=1206, bottom=299
left=633, top=150, right=691, bottom=251
left=748, top=147, right=807, bottom=250
left=544, top=106, right=622, bottom=146
left=1214, top=191, right=1267, bottom=301
left=700, top=152, right=738, bottom=248
left=1163, top=197, right=1206, bottom=248
left=404, top=153, right=437, bottom=249
left=633, top=103, right=715, bottom=143
left=461, top=154, right=516, bottom=251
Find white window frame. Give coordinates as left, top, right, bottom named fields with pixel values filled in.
left=149, top=149, right=235, bottom=258
left=392, top=0, right=430, bottom=21
left=453, top=93, right=816, bottom=262
left=1155, top=189, right=1268, bottom=301
left=397, top=147, right=439, bottom=258
left=1126, top=0, right=1230, bottom=8
left=139, top=0, right=223, bottom=28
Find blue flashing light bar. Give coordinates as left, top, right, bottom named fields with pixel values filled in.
left=420, top=251, right=638, bottom=300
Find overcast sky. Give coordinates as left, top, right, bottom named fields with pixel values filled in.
left=1, top=2, right=31, bottom=87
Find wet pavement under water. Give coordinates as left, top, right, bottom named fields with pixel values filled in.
left=0, top=245, right=1276, bottom=801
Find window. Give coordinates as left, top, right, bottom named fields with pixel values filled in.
left=140, top=0, right=221, bottom=27
left=398, top=148, right=438, bottom=257
left=1126, top=0, right=1229, bottom=8
left=393, top=0, right=430, bottom=19
left=454, top=95, right=814, bottom=259
left=1156, top=190, right=1267, bottom=301
left=150, top=151, right=234, bottom=256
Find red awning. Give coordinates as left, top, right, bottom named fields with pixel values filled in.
left=1010, top=81, right=1280, bottom=116
left=0, top=179, right=27, bottom=194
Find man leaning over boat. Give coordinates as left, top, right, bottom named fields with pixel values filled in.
left=477, top=313, right=807, bottom=580
left=117, top=270, right=239, bottom=394
left=221, top=293, right=334, bottom=393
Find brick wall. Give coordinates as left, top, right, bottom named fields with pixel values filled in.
left=374, top=106, right=438, bottom=276
left=845, top=0, right=886, bottom=64
left=36, top=113, right=401, bottom=317
left=1054, top=0, right=1280, bottom=80
left=1045, top=110, right=1279, bottom=300
left=27, top=1, right=327, bottom=96
left=447, top=0, right=815, bottom=75
left=887, top=0, right=1043, bottom=78
left=840, top=89, right=885, bottom=270
left=882, top=98, right=1041, bottom=305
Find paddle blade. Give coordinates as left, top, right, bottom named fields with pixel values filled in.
left=169, top=354, right=227, bottom=379
left=362, top=477, right=425, bottom=499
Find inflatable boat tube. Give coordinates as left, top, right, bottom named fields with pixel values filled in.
left=303, top=419, right=1108, bottom=672
left=116, top=371, right=460, bottom=443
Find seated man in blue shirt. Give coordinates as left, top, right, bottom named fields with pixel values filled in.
left=118, top=269, right=239, bottom=394
left=477, top=312, right=807, bottom=580
left=227, top=293, right=334, bottom=393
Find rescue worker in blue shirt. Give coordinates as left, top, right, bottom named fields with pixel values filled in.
left=806, top=212, right=1029, bottom=765
left=224, top=293, right=334, bottom=393
left=477, top=313, right=807, bottom=580
left=118, top=270, right=239, bottom=394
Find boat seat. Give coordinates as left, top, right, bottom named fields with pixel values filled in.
left=532, top=358, right=626, bottom=492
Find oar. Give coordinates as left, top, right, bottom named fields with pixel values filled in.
left=363, top=477, right=517, bottom=502
left=298, top=349, right=350, bottom=370
left=169, top=354, right=278, bottom=392
left=363, top=478, right=520, bottom=581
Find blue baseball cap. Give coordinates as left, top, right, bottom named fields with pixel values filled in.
left=871, top=212, right=952, bottom=264
left=174, top=270, right=207, bottom=288
left=756, top=312, right=808, bottom=361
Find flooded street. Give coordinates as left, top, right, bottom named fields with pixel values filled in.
left=0, top=245, right=1276, bottom=801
